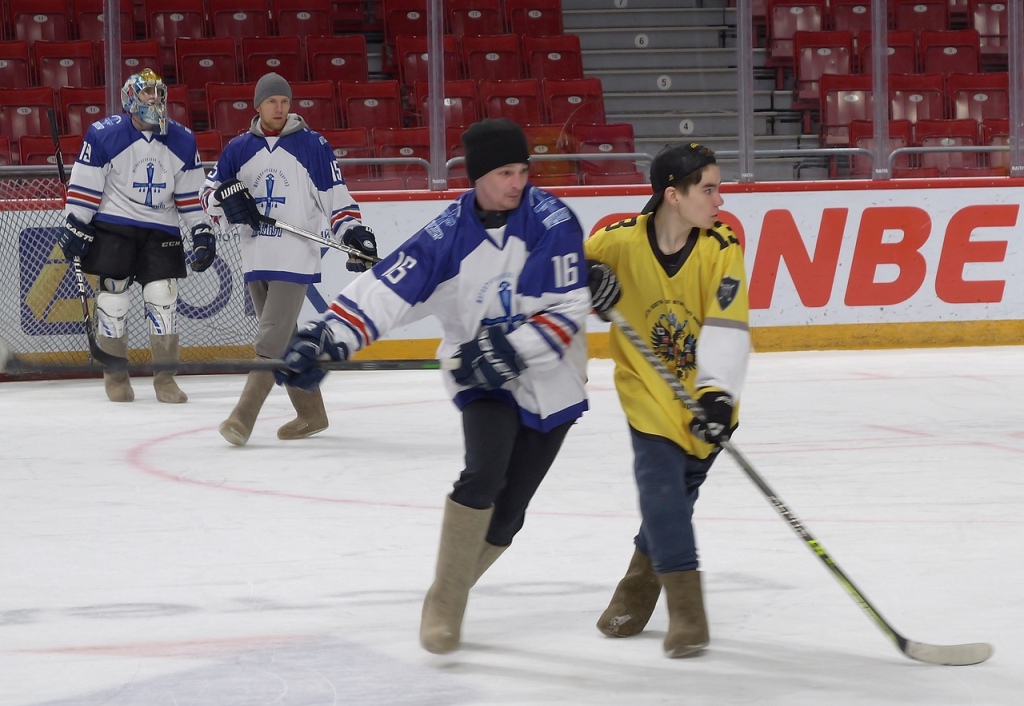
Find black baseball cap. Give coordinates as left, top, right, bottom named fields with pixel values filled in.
left=641, top=142, right=717, bottom=214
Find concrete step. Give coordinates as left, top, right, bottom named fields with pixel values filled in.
left=574, top=25, right=736, bottom=52
left=583, top=47, right=765, bottom=71
left=614, top=110, right=805, bottom=138
left=563, top=7, right=734, bottom=30
left=604, top=89, right=794, bottom=114
left=562, top=0, right=730, bottom=10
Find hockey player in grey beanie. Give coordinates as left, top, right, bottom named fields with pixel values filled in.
left=253, top=72, right=292, bottom=109
left=462, top=118, right=531, bottom=184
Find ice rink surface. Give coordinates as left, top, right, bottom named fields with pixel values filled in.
left=2, top=346, right=1022, bottom=705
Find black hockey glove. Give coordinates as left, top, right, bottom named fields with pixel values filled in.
left=58, top=214, right=95, bottom=261
left=452, top=326, right=525, bottom=391
left=688, top=387, right=737, bottom=445
left=275, top=319, right=349, bottom=391
left=214, top=178, right=261, bottom=230
left=189, top=224, right=217, bottom=272
left=588, top=260, right=621, bottom=321
left=342, top=224, right=378, bottom=272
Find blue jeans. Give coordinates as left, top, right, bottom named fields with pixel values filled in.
left=630, top=429, right=718, bottom=574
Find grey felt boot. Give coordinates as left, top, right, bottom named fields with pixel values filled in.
left=219, top=368, right=275, bottom=446
left=471, top=542, right=508, bottom=586
left=99, top=334, right=133, bottom=403
left=277, top=385, right=329, bottom=440
left=660, top=570, right=709, bottom=658
left=420, top=496, right=494, bottom=654
left=596, top=547, right=662, bottom=637
left=151, top=333, right=187, bottom=403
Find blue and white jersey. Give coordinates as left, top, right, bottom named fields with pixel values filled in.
left=322, top=185, right=591, bottom=432
left=64, top=114, right=207, bottom=235
left=201, top=114, right=366, bottom=285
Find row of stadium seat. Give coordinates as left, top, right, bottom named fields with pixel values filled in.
left=0, top=122, right=646, bottom=189
left=0, top=32, right=585, bottom=90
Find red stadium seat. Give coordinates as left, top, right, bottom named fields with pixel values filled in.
left=948, top=71, right=1008, bottom=124
left=892, top=0, right=948, bottom=32
left=0, top=137, right=12, bottom=166
left=372, top=126, right=431, bottom=189
left=33, top=40, right=98, bottom=91
left=59, top=86, right=106, bottom=136
left=969, top=0, right=1008, bottom=70
left=542, top=77, right=606, bottom=128
left=0, top=87, right=58, bottom=163
left=848, top=119, right=914, bottom=178
left=145, top=0, right=207, bottom=79
left=792, top=30, right=854, bottom=112
left=194, top=130, right=225, bottom=162
left=447, top=0, right=503, bottom=39
left=523, top=123, right=577, bottom=186
left=165, top=84, right=192, bottom=128
left=0, top=40, right=32, bottom=89
left=919, top=29, right=981, bottom=76
left=479, top=78, right=543, bottom=125
left=889, top=73, right=946, bottom=127
left=242, top=35, right=304, bottom=83
left=176, top=37, right=239, bottom=127
left=829, top=0, right=873, bottom=41
left=290, top=80, right=338, bottom=131
left=857, top=29, right=916, bottom=76
left=819, top=72, right=874, bottom=147
left=411, top=79, right=480, bottom=128
left=336, top=80, right=403, bottom=129
left=108, top=39, right=162, bottom=82
left=571, top=122, right=646, bottom=185
left=271, top=0, right=332, bottom=51
left=504, top=0, right=564, bottom=37
left=206, top=81, right=259, bottom=137
left=981, top=117, right=1010, bottom=174
left=914, top=118, right=983, bottom=175
left=394, top=34, right=460, bottom=90
left=318, top=127, right=377, bottom=188
left=306, top=35, right=369, bottom=83
left=71, top=0, right=135, bottom=42
left=209, top=0, right=271, bottom=48
left=7, top=0, right=71, bottom=46
left=444, top=125, right=471, bottom=188
left=764, top=0, right=826, bottom=68
left=522, top=34, right=584, bottom=81
left=18, top=133, right=82, bottom=165
left=461, top=34, right=523, bottom=81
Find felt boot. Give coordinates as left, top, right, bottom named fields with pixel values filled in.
left=219, top=369, right=275, bottom=446
left=151, top=333, right=187, bottom=403
left=596, top=547, right=662, bottom=637
left=471, top=542, right=508, bottom=586
left=420, top=496, right=494, bottom=654
left=277, top=385, right=329, bottom=440
left=99, top=334, right=133, bottom=403
left=660, top=570, right=709, bottom=658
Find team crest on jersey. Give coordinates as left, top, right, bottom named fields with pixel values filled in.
left=131, top=159, right=168, bottom=206
left=716, top=276, right=740, bottom=311
left=651, top=312, right=696, bottom=380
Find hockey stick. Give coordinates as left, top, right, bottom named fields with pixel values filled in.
left=46, top=108, right=125, bottom=368
left=259, top=215, right=383, bottom=265
left=605, top=308, right=993, bottom=666
left=0, top=336, right=457, bottom=377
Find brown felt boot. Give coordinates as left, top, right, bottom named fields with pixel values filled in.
left=277, top=385, right=329, bottom=440
left=219, top=369, right=275, bottom=446
left=471, top=542, right=508, bottom=586
left=596, top=547, right=662, bottom=637
left=151, top=334, right=187, bottom=403
left=99, top=334, right=133, bottom=403
left=420, top=496, right=494, bottom=654
left=660, top=570, right=709, bottom=658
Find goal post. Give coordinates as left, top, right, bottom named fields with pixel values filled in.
left=1, top=172, right=258, bottom=369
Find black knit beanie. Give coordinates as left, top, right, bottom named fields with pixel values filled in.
left=462, top=118, right=530, bottom=184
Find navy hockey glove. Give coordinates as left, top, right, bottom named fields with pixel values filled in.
left=214, top=178, right=261, bottom=230
left=342, top=225, right=378, bottom=272
left=452, top=326, right=525, bottom=391
left=189, top=224, right=217, bottom=272
left=58, top=214, right=95, bottom=261
left=587, top=261, right=621, bottom=321
left=275, top=319, right=349, bottom=391
left=689, top=387, right=737, bottom=445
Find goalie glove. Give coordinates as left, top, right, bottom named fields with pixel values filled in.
left=58, top=214, right=95, bottom=261
left=587, top=261, right=621, bottom=321
left=189, top=224, right=216, bottom=272
left=275, top=319, right=349, bottom=391
left=341, top=224, right=378, bottom=272
left=213, top=178, right=261, bottom=230
left=452, top=326, right=525, bottom=391
left=688, top=388, right=737, bottom=445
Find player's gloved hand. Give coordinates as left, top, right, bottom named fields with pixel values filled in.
left=214, top=178, right=261, bottom=230
left=588, top=260, right=620, bottom=321
left=275, top=319, right=349, bottom=391
left=689, top=387, right=737, bottom=445
left=58, top=214, right=95, bottom=261
left=189, top=224, right=217, bottom=272
left=452, top=326, right=525, bottom=391
left=342, top=224, right=378, bottom=272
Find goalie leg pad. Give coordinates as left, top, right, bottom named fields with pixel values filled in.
left=143, top=278, right=178, bottom=335
left=95, top=285, right=132, bottom=339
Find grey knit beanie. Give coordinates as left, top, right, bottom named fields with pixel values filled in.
left=254, top=72, right=292, bottom=109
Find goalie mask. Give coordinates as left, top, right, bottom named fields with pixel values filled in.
left=121, top=68, right=167, bottom=134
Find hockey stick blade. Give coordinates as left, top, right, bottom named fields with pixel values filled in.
left=260, top=216, right=382, bottom=265
left=0, top=340, right=458, bottom=377
left=605, top=309, right=994, bottom=666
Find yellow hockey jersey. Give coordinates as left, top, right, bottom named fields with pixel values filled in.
left=585, top=213, right=750, bottom=458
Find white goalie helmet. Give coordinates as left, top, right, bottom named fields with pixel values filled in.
left=121, top=68, right=167, bottom=133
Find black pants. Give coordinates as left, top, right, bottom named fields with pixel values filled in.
left=451, top=399, right=573, bottom=547
left=82, top=222, right=186, bottom=284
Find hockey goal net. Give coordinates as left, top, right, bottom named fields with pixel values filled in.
left=0, top=172, right=257, bottom=369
